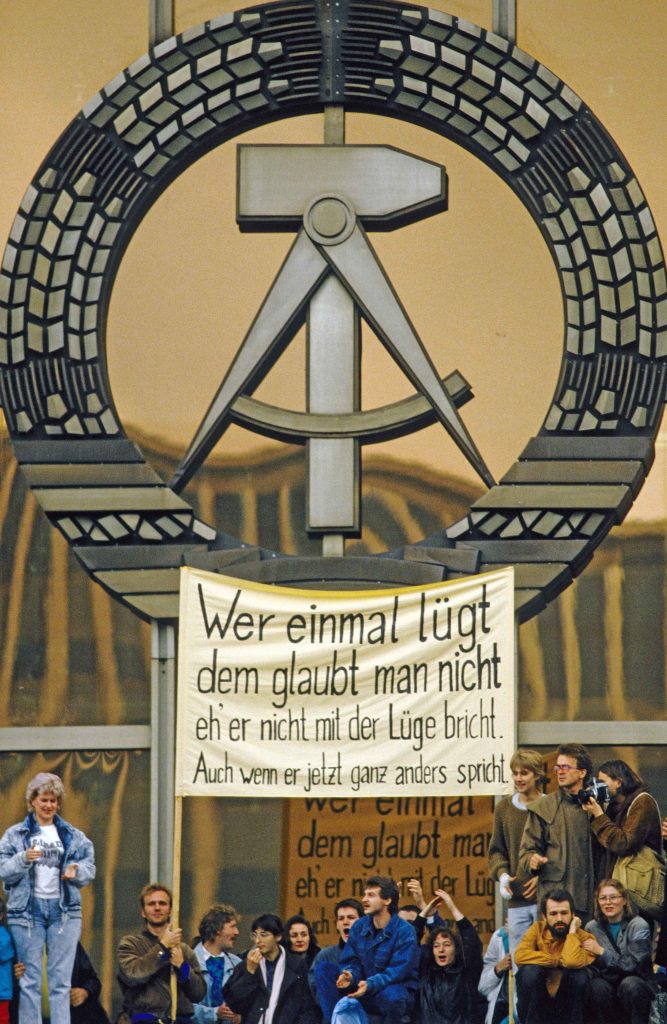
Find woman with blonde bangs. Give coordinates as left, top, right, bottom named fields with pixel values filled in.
left=488, top=748, right=546, bottom=957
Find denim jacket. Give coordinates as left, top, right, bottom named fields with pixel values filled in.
left=0, top=813, right=95, bottom=922
left=192, top=941, right=240, bottom=1024
left=339, top=913, right=419, bottom=998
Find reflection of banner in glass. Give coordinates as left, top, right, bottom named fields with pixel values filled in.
left=283, top=796, right=498, bottom=943
left=176, top=566, right=515, bottom=798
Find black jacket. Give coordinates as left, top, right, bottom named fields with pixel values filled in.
left=71, top=943, right=111, bottom=1024
left=223, top=949, right=318, bottom=1024
left=417, top=918, right=485, bottom=1024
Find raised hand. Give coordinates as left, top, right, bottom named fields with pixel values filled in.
left=406, top=877, right=426, bottom=910
left=246, top=948, right=262, bottom=974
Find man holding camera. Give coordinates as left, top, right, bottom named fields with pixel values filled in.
left=518, top=744, right=599, bottom=922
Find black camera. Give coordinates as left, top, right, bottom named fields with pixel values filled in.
left=577, top=779, right=610, bottom=805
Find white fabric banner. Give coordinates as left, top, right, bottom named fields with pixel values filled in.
left=176, top=566, right=515, bottom=798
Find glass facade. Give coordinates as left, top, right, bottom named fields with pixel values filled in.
left=0, top=750, right=150, bottom=1017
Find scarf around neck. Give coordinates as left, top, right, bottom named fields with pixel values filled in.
left=259, top=947, right=286, bottom=1024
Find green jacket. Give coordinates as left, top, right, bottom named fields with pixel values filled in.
left=518, top=788, right=595, bottom=920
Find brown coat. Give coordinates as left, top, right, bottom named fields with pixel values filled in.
left=591, top=787, right=662, bottom=882
left=117, top=929, right=206, bottom=1019
left=518, top=788, right=595, bottom=920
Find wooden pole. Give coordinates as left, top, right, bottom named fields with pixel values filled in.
left=508, top=967, right=515, bottom=1024
left=170, top=794, right=183, bottom=1020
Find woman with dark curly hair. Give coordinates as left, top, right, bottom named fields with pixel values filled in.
left=582, top=759, right=661, bottom=883
left=416, top=890, right=484, bottom=1024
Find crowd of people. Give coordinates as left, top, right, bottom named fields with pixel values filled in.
left=0, top=753, right=665, bottom=1024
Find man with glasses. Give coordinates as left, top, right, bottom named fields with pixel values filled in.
left=223, top=914, right=318, bottom=1024
left=518, top=744, right=597, bottom=921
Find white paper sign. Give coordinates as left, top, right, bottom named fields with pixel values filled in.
left=176, top=567, right=515, bottom=797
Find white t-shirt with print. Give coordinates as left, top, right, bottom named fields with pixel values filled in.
left=32, top=824, right=64, bottom=899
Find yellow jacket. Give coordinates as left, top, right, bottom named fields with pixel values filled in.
left=515, top=919, right=596, bottom=996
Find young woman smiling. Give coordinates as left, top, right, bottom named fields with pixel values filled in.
left=0, top=773, right=95, bottom=1024
left=583, top=878, right=654, bottom=1024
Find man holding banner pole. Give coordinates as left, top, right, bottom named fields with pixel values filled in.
left=117, top=884, right=205, bottom=1024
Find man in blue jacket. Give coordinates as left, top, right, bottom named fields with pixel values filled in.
left=309, top=898, right=363, bottom=1022
left=333, top=876, right=418, bottom=1023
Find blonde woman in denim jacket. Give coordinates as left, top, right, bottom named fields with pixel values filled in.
left=0, top=773, right=95, bottom=1024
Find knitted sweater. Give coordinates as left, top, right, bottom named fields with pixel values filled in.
left=488, top=794, right=537, bottom=908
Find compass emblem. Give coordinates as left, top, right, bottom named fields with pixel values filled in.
left=0, top=2, right=665, bottom=623
left=171, top=143, right=494, bottom=530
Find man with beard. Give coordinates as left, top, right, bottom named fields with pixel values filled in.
left=308, top=899, right=363, bottom=1023
left=514, top=889, right=595, bottom=1024
left=117, top=884, right=205, bottom=1024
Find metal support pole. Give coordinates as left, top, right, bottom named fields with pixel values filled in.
left=307, top=276, right=361, bottom=541
left=149, top=0, right=174, bottom=49
left=492, top=0, right=517, bottom=44
left=314, top=105, right=353, bottom=556
left=150, top=621, right=176, bottom=883
left=147, top=0, right=176, bottom=889
left=324, top=106, right=345, bottom=145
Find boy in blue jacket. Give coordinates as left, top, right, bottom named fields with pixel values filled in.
left=0, top=894, right=16, bottom=1024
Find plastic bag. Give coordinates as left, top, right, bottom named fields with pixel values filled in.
left=331, top=996, right=370, bottom=1024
